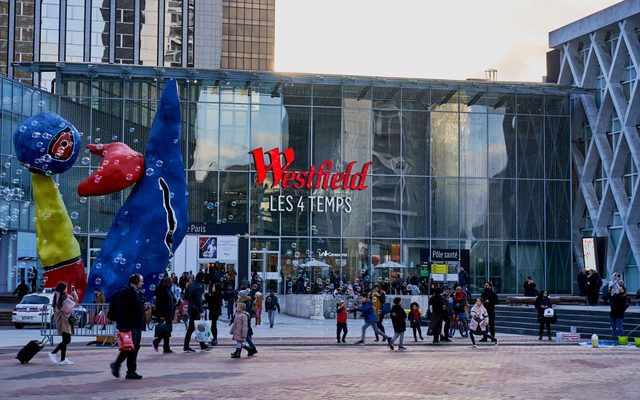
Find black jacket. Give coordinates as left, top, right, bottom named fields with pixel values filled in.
left=205, top=290, right=223, bottom=315
left=610, top=291, right=627, bottom=319
left=112, top=285, right=145, bottom=331
left=184, top=281, right=205, bottom=313
left=265, top=294, right=280, bottom=312
left=154, top=285, right=175, bottom=322
left=481, top=288, right=499, bottom=313
left=534, top=296, right=552, bottom=320
left=390, top=304, right=407, bottom=332
left=429, top=293, right=447, bottom=315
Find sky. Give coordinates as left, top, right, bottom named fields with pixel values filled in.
left=275, top=0, right=622, bottom=82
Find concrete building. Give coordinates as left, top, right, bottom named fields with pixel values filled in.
left=549, top=0, right=640, bottom=291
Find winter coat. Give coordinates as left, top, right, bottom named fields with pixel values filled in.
left=111, top=285, right=145, bottom=331
left=205, top=290, right=223, bottom=315
left=408, top=308, right=421, bottom=324
left=231, top=311, right=249, bottom=341
left=154, top=285, right=176, bottom=322
left=534, top=296, right=553, bottom=322
left=390, top=304, right=407, bottom=333
left=610, top=292, right=628, bottom=319
left=357, top=300, right=378, bottom=323
left=481, top=288, right=499, bottom=313
left=53, top=291, right=77, bottom=335
left=184, top=281, right=205, bottom=314
left=336, top=305, right=347, bottom=324
left=469, top=303, right=489, bottom=332
left=265, top=294, right=280, bottom=312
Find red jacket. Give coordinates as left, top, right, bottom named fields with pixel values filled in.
left=409, top=309, right=421, bottom=322
left=336, top=306, right=347, bottom=323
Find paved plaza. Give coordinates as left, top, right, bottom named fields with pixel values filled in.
left=0, top=314, right=638, bottom=400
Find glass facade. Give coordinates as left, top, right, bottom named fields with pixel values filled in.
left=0, top=65, right=573, bottom=295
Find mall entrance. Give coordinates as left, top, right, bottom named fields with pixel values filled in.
left=250, top=249, right=280, bottom=294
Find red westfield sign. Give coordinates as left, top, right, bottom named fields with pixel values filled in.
left=249, top=147, right=372, bottom=190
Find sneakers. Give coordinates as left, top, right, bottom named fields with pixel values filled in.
left=398, top=346, right=407, bottom=350
left=110, top=362, right=120, bottom=378
left=125, top=372, right=142, bottom=380
left=200, top=347, right=211, bottom=352
left=493, top=338, right=499, bottom=346
left=470, top=344, right=477, bottom=348
left=183, top=348, right=197, bottom=353
left=48, top=352, right=58, bottom=364
left=387, top=338, right=394, bottom=350
left=59, top=359, right=74, bottom=366
left=354, top=340, right=365, bottom=345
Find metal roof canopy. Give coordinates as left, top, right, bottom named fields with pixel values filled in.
left=15, top=61, right=596, bottom=96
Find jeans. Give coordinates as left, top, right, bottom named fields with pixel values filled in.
left=114, top=328, right=141, bottom=374
left=610, top=318, right=624, bottom=338
left=268, top=310, right=276, bottom=327
left=391, top=331, right=404, bottom=346
left=361, top=322, right=389, bottom=341
left=226, top=300, right=234, bottom=319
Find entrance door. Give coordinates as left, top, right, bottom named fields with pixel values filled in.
left=250, top=250, right=280, bottom=294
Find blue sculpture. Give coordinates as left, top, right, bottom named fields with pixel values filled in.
left=85, top=80, right=189, bottom=301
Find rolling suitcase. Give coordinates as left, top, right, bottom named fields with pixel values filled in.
left=16, top=340, right=45, bottom=364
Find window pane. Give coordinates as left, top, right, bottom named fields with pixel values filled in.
left=219, top=103, right=249, bottom=170
left=372, top=110, right=401, bottom=175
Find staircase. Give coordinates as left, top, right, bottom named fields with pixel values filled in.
left=494, top=304, right=640, bottom=339
left=0, top=293, right=18, bottom=326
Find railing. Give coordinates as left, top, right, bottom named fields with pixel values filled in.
left=40, top=303, right=116, bottom=346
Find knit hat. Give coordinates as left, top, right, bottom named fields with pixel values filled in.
left=238, top=290, right=249, bottom=298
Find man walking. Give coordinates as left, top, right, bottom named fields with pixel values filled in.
left=110, top=274, right=145, bottom=380
left=480, top=281, right=499, bottom=340
left=183, top=272, right=209, bottom=353
left=265, top=290, right=281, bottom=328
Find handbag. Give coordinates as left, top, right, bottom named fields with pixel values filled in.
left=154, top=322, right=172, bottom=338
left=67, top=313, right=78, bottom=325
left=94, top=311, right=109, bottom=325
left=117, top=331, right=135, bottom=352
left=543, top=308, right=554, bottom=318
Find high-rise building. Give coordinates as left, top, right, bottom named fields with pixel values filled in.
left=0, top=0, right=275, bottom=89
left=549, top=0, right=640, bottom=289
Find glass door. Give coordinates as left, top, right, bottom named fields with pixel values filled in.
left=250, top=249, right=281, bottom=294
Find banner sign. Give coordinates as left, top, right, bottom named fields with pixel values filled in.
left=198, top=236, right=238, bottom=261
left=582, top=237, right=596, bottom=271
left=249, top=147, right=372, bottom=214
left=430, top=249, right=460, bottom=262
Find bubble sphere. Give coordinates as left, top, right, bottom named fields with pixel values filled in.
left=135, top=263, right=142, bottom=270
left=155, top=160, right=163, bottom=167
left=95, top=278, right=102, bottom=285
left=145, top=168, right=154, bottom=176
left=70, top=211, right=79, bottom=219
left=12, top=112, right=82, bottom=175
left=73, top=226, right=81, bottom=234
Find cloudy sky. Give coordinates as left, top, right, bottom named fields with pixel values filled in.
left=275, top=0, right=621, bottom=82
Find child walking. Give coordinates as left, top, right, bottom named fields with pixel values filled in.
left=408, top=302, right=424, bottom=341
left=230, top=303, right=249, bottom=358
left=390, top=297, right=407, bottom=350
left=336, top=299, right=348, bottom=343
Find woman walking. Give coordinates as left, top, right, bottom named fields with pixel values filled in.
left=49, top=283, right=78, bottom=365
left=535, top=290, right=555, bottom=340
left=152, top=277, right=175, bottom=353
left=206, top=283, right=223, bottom=345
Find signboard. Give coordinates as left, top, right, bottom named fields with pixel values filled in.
left=198, top=235, right=238, bottom=262
left=431, top=273, right=445, bottom=281
left=582, top=237, right=596, bottom=271
left=249, top=147, right=373, bottom=214
left=431, top=248, right=459, bottom=262
left=445, top=274, right=458, bottom=282
left=431, top=263, right=448, bottom=274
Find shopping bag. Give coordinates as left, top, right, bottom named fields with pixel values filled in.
left=117, top=331, right=135, bottom=352
left=94, top=311, right=109, bottom=325
left=194, top=320, right=212, bottom=342
left=154, top=322, right=172, bottom=338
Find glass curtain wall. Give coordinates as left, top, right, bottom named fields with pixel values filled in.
left=0, top=71, right=572, bottom=294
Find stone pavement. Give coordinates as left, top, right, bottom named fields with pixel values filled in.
left=0, top=336, right=638, bottom=400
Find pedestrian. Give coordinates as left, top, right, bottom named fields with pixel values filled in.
left=480, top=281, right=499, bottom=339
left=609, top=281, right=628, bottom=340
left=205, top=283, right=223, bottom=346
left=48, top=283, right=77, bottom=365
left=233, top=290, right=258, bottom=356
left=110, top=274, right=145, bottom=379
left=451, top=286, right=468, bottom=337
left=369, top=285, right=387, bottom=341
left=265, top=290, right=281, bottom=328
left=230, top=302, right=250, bottom=359
left=254, top=291, right=263, bottom=325
left=336, top=299, right=348, bottom=343
left=13, top=279, right=29, bottom=300
left=28, top=267, right=38, bottom=293
left=523, top=277, right=538, bottom=297
left=183, top=272, right=210, bottom=353
left=577, top=268, right=588, bottom=297
left=457, top=266, right=470, bottom=294
left=354, top=293, right=394, bottom=349
left=439, top=287, right=452, bottom=342
left=408, top=302, right=424, bottom=341
left=152, top=277, right=175, bottom=353
left=428, top=287, right=447, bottom=343
left=535, top=290, right=555, bottom=341
left=178, top=271, right=188, bottom=295
left=586, top=269, right=602, bottom=306
left=390, top=297, right=407, bottom=350
left=469, top=298, right=498, bottom=347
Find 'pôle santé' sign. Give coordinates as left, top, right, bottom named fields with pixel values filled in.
left=249, top=147, right=372, bottom=213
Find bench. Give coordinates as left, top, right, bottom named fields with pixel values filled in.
left=505, top=296, right=587, bottom=305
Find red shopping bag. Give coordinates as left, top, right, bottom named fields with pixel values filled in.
left=117, top=331, right=135, bottom=352
left=94, top=311, right=109, bottom=325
